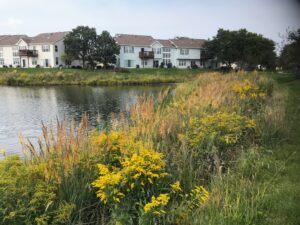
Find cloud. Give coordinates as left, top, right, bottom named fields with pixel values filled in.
left=0, top=18, right=24, bottom=30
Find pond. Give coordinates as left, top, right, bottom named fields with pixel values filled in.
left=0, top=85, right=170, bottom=155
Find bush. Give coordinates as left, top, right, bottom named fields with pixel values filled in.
left=114, top=67, right=130, bottom=73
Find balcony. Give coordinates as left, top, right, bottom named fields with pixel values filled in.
left=18, top=49, right=38, bottom=57
left=139, top=51, right=154, bottom=59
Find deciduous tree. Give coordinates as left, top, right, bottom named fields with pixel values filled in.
left=64, top=26, right=97, bottom=68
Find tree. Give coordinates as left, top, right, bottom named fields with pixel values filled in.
left=64, top=26, right=97, bottom=68
left=279, top=29, right=300, bottom=78
left=205, top=29, right=276, bottom=70
left=93, top=31, right=120, bottom=68
left=60, top=53, right=72, bottom=67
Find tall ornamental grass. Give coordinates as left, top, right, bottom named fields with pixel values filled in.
left=0, top=72, right=287, bottom=225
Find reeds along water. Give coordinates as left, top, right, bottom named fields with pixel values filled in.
left=0, top=72, right=287, bottom=225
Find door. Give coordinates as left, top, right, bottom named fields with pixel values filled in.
left=45, top=59, right=49, bottom=67
left=154, top=60, right=159, bottom=68
left=22, top=59, right=26, bottom=68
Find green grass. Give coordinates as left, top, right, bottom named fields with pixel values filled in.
left=0, top=68, right=205, bottom=86
left=262, top=73, right=300, bottom=225
left=190, top=72, right=300, bottom=225
left=0, top=71, right=299, bottom=224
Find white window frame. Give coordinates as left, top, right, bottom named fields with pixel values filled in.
left=32, top=58, right=37, bottom=66
left=153, top=48, right=161, bottom=54
left=163, top=47, right=170, bottom=52
left=0, top=58, right=4, bottom=65
left=179, top=60, right=186, bottom=66
left=125, top=60, right=134, bottom=68
left=42, top=45, right=50, bottom=52
left=13, top=58, right=20, bottom=65
left=180, top=48, right=189, bottom=55
left=124, top=46, right=134, bottom=53
left=12, top=46, right=19, bottom=56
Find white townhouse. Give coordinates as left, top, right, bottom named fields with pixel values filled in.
left=0, top=32, right=68, bottom=68
left=114, top=34, right=208, bottom=69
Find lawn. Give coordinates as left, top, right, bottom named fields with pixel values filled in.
left=0, top=68, right=205, bottom=86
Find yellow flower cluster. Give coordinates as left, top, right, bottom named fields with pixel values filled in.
left=143, top=193, right=170, bottom=215
left=187, top=185, right=209, bottom=209
left=92, top=145, right=168, bottom=204
left=122, top=148, right=168, bottom=183
left=170, top=181, right=182, bottom=193
left=92, top=164, right=125, bottom=203
left=186, top=112, right=256, bottom=147
left=90, top=131, right=126, bottom=152
left=232, top=79, right=266, bottom=100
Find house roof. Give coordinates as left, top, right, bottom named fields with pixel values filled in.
left=30, top=32, right=69, bottom=44
left=170, top=37, right=206, bottom=48
left=0, top=32, right=68, bottom=46
left=0, top=35, right=29, bottom=46
left=156, top=39, right=174, bottom=48
left=115, top=34, right=155, bottom=46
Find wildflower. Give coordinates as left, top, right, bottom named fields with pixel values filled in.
left=232, top=79, right=266, bottom=100
left=170, top=181, right=182, bottom=193
left=186, top=112, right=256, bottom=148
left=186, top=185, right=209, bottom=210
left=143, top=194, right=170, bottom=214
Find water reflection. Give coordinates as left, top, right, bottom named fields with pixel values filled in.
left=0, top=85, right=169, bottom=155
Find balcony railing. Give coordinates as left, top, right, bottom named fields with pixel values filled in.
left=139, top=51, right=154, bottom=59
left=18, top=49, right=38, bottom=57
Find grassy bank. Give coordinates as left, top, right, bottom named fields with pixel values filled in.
left=0, top=71, right=298, bottom=225
left=0, top=68, right=204, bottom=86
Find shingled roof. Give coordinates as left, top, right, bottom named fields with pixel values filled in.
left=115, top=34, right=155, bottom=46
left=0, top=35, right=29, bottom=46
left=155, top=39, right=174, bottom=48
left=170, top=37, right=206, bottom=48
left=30, top=32, right=69, bottom=44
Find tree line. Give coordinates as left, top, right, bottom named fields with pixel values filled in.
left=62, top=26, right=299, bottom=77
left=63, top=26, right=120, bottom=68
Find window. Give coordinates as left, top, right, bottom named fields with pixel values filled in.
left=0, top=48, right=3, bottom=58
left=19, top=46, right=27, bottom=50
left=125, top=60, right=134, bottom=68
left=32, top=46, right=36, bottom=50
left=13, top=58, right=20, bottom=65
left=124, top=46, right=134, bottom=53
left=12, top=46, right=19, bottom=56
left=55, top=57, right=59, bottom=65
left=42, top=45, right=50, bottom=52
left=55, top=45, right=58, bottom=52
left=180, top=48, right=189, bottom=55
left=163, top=59, right=171, bottom=65
left=0, top=58, right=4, bottom=65
left=152, top=48, right=161, bottom=54
left=32, top=58, right=37, bottom=66
left=143, top=60, right=148, bottom=66
left=163, top=48, right=170, bottom=52
left=179, top=60, right=186, bottom=66
left=163, top=53, right=171, bottom=58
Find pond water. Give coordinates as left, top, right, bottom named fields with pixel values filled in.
left=0, top=85, right=170, bottom=155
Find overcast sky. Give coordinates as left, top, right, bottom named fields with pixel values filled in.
left=0, top=0, right=299, bottom=47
